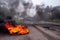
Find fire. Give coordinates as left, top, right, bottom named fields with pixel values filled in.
left=4, top=22, right=29, bottom=34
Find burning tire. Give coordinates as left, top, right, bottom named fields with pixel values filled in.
left=4, top=22, right=29, bottom=35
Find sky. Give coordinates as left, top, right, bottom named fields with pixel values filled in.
left=31, top=0, right=60, bottom=7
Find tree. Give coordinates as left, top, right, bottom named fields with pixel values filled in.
left=51, top=6, right=60, bottom=19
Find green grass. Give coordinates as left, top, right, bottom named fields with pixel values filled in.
left=48, top=19, right=60, bottom=23
left=16, top=20, right=21, bottom=24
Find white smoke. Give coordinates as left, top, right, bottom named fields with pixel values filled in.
left=16, top=2, right=24, bottom=13
left=15, top=0, right=37, bottom=18
left=0, top=0, right=9, bottom=9
left=27, top=7, right=36, bottom=17
left=0, top=0, right=37, bottom=18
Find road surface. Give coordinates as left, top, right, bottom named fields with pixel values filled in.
left=0, top=25, right=60, bottom=40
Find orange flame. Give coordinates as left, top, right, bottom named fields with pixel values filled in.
left=4, top=22, right=29, bottom=34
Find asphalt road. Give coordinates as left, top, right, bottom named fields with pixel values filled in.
left=0, top=25, right=60, bottom=40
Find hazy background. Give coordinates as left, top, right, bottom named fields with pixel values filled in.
left=32, top=0, right=60, bottom=7
left=0, top=0, right=60, bottom=23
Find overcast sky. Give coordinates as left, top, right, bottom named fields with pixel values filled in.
left=31, top=0, right=60, bottom=7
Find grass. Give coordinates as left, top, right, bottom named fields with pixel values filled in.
left=16, top=20, right=21, bottom=24
left=48, top=19, right=60, bottom=23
